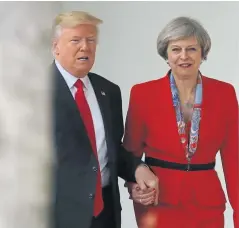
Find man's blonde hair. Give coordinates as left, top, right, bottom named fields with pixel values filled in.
left=52, top=11, right=103, bottom=39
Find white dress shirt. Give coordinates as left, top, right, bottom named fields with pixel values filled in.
left=55, top=60, right=110, bottom=187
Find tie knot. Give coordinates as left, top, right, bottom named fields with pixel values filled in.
left=74, top=79, right=84, bottom=89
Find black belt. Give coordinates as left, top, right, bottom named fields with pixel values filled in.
left=145, top=157, right=215, bottom=171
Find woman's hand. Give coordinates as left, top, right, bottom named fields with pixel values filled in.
left=125, top=182, right=156, bottom=206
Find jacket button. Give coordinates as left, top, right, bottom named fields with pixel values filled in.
left=89, top=193, right=94, bottom=199
left=92, top=166, right=98, bottom=172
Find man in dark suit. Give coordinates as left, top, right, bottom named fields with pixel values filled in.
left=51, top=11, right=159, bottom=228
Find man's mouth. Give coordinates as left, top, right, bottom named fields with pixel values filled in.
left=77, top=56, right=89, bottom=61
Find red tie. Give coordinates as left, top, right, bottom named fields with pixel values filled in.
left=74, top=79, right=104, bottom=217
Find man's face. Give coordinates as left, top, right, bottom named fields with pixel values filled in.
left=54, top=23, right=97, bottom=77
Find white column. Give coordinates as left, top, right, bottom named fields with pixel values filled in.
left=0, top=2, right=62, bottom=228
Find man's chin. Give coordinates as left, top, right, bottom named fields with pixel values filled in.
left=74, top=67, right=92, bottom=77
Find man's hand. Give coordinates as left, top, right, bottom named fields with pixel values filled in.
left=135, top=165, right=159, bottom=205
left=126, top=182, right=156, bottom=206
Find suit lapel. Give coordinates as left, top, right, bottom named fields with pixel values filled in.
left=53, top=64, right=93, bottom=162
left=197, top=76, right=211, bottom=150
left=88, top=73, right=115, bottom=162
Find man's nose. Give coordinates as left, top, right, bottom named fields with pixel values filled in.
left=79, top=39, right=89, bottom=52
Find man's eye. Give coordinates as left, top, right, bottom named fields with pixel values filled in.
left=71, top=40, right=79, bottom=43
left=87, top=38, right=96, bottom=43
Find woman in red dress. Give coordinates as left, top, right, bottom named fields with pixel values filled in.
left=123, top=16, right=238, bottom=228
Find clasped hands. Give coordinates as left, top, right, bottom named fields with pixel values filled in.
left=125, top=182, right=158, bottom=206
left=126, top=165, right=159, bottom=206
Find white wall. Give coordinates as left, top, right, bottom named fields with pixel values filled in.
left=61, top=2, right=239, bottom=227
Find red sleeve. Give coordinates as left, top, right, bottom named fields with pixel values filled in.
left=123, top=85, right=146, bottom=158
left=220, top=84, right=239, bottom=228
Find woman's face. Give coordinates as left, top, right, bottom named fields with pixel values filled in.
left=167, top=36, right=202, bottom=80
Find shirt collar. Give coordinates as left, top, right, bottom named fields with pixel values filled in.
left=54, top=59, right=90, bottom=90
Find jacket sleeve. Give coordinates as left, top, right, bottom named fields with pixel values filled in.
left=111, top=84, right=142, bottom=182
left=220, top=84, right=239, bottom=228
left=123, top=85, right=146, bottom=160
